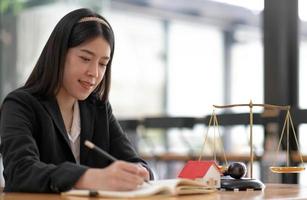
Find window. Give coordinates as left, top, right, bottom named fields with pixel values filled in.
left=108, top=11, right=165, bottom=118
left=167, top=21, right=223, bottom=116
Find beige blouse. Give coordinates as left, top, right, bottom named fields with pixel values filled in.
left=67, top=101, right=81, bottom=164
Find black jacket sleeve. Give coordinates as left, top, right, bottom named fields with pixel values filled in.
left=0, top=92, right=88, bottom=193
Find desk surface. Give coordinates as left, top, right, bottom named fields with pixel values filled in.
left=1, top=184, right=307, bottom=200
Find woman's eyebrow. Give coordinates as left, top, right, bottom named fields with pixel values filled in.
left=80, top=49, right=110, bottom=59
left=80, top=49, right=95, bottom=56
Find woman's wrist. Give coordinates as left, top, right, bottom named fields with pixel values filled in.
left=74, top=168, right=101, bottom=189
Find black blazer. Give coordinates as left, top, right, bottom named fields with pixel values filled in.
left=0, top=89, right=152, bottom=193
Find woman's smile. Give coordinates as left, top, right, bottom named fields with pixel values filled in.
left=79, top=80, right=95, bottom=90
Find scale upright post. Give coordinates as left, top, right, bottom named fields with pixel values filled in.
left=249, top=100, right=253, bottom=179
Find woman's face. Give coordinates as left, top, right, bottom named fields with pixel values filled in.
left=59, top=36, right=111, bottom=101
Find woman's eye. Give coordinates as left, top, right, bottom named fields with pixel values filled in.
left=80, top=56, right=90, bottom=62
left=99, top=63, right=107, bottom=67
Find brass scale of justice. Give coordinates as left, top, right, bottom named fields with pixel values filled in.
left=198, top=100, right=305, bottom=188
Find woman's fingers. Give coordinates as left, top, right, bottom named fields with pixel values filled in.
left=137, top=164, right=150, bottom=181
left=103, top=161, right=147, bottom=190
left=109, top=162, right=144, bottom=185
left=74, top=161, right=150, bottom=191
left=111, top=161, right=149, bottom=181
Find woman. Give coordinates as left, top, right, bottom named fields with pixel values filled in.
left=0, top=8, right=153, bottom=193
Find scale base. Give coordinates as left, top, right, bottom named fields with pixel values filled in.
left=221, top=177, right=265, bottom=191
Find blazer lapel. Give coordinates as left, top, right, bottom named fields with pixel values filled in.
left=41, top=98, right=71, bottom=148
left=79, top=100, right=96, bottom=164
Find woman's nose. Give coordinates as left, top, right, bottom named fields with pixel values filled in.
left=87, top=62, right=99, bottom=77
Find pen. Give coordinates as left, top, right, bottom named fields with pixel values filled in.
left=85, top=140, right=117, bottom=161
left=84, top=140, right=151, bottom=184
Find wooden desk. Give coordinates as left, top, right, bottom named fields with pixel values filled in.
left=1, top=184, right=307, bottom=200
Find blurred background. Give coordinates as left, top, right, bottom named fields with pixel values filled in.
left=1, top=0, right=307, bottom=187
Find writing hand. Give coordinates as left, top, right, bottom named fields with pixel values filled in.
left=75, top=161, right=148, bottom=191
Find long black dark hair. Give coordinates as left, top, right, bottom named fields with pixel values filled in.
left=24, top=8, right=115, bottom=102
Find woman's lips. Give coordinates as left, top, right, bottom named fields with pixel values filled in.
left=79, top=80, right=94, bottom=90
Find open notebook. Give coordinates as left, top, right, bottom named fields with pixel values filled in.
left=62, top=179, right=216, bottom=198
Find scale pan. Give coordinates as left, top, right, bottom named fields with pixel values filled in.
left=270, top=166, right=305, bottom=173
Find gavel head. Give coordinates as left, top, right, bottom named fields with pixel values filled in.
left=224, top=162, right=247, bottom=179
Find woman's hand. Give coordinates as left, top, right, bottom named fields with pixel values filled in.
left=137, top=163, right=150, bottom=182
left=74, top=161, right=150, bottom=191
